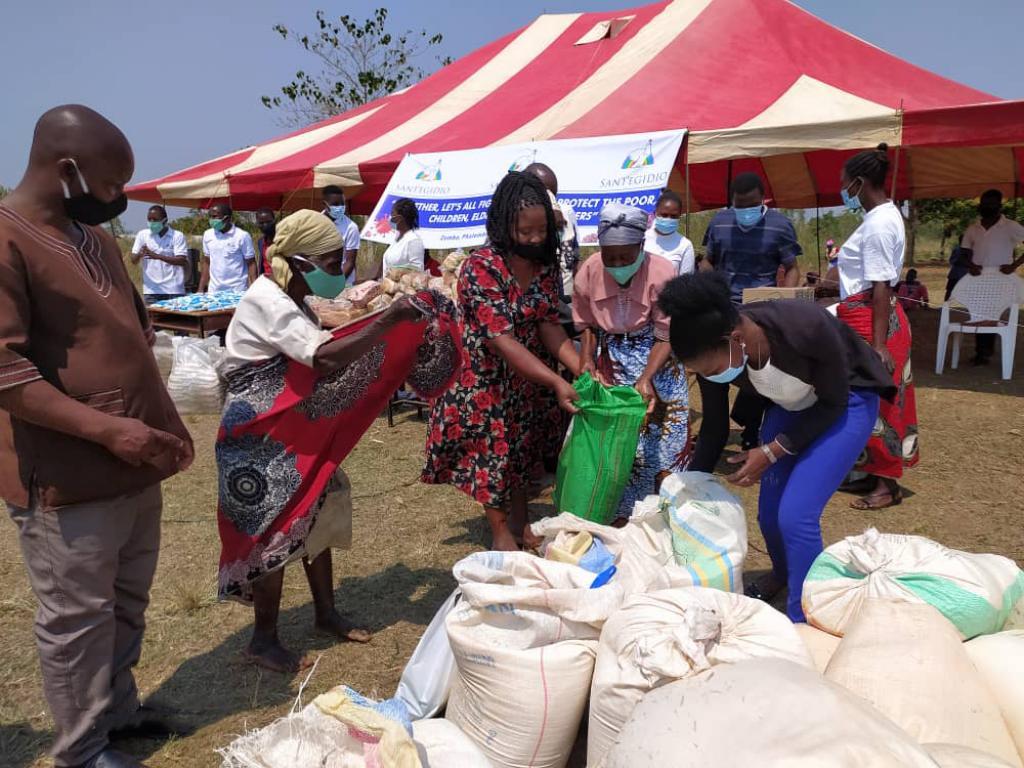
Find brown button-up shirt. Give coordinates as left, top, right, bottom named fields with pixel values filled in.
left=0, top=205, right=191, bottom=508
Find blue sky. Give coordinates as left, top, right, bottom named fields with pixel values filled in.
left=1, top=0, right=1020, bottom=227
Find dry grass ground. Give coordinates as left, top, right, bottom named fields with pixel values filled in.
left=1, top=266, right=1022, bottom=767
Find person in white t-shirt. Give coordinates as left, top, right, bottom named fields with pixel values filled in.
left=960, top=188, right=1024, bottom=364
left=131, top=204, right=188, bottom=303
left=643, top=189, right=695, bottom=276
left=322, top=185, right=361, bottom=283
left=835, top=142, right=917, bottom=511
left=199, top=203, right=256, bottom=293
left=380, top=198, right=425, bottom=275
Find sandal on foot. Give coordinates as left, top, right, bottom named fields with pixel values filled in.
left=849, top=487, right=903, bottom=510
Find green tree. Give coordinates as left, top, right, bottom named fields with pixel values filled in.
left=263, top=8, right=450, bottom=127
left=0, top=185, right=9, bottom=200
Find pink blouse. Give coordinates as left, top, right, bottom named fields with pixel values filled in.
left=572, top=252, right=675, bottom=340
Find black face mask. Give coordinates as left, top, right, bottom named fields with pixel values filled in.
left=514, top=241, right=555, bottom=266
left=259, top=223, right=277, bottom=239
left=61, top=161, right=128, bottom=226
left=979, top=204, right=1001, bottom=219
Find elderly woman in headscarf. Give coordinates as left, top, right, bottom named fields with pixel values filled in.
left=216, top=209, right=462, bottom=673
left=573, top=202, right=691, bottom=519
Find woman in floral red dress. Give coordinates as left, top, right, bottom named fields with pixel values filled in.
left=423, top=172, right=581, bottom=550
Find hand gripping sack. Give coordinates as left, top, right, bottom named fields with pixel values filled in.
left=587, top=587, right=812, bottom=767
left=659, top=471, right=747, bottom=593
left=605, top=659, right=941, bottom=768
left=394, top=589, right=462, bottom=721
left=444, top=552, right=607, bottom=768
left=802, top=527, right=1024, bottom=638
left=824, top=599, right=1021, bottom=767
left=553, top=373, right=646, bottom=523
left=965, top=631, right=1024, bottom=762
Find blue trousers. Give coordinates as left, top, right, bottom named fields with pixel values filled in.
left=758, top=389, right=879, bottom=621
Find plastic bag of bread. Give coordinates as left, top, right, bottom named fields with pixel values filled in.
left=399, top=272, right=417, bottom=288
left=428, top=277, right=446, bottom=292
left=343, top=280, right=382, bottom=309
left=411, top=272, right=431, bottom=290
left=368, top=293, right=393, bottom=312
left=381, top=277, right=399, bottom=295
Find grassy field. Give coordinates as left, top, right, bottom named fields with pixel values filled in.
left=2, top=266, right=1022, bottom=767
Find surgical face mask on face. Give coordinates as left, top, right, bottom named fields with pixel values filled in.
left=979, top=203, right=1001, bottom=219
left=210, top=217, right=228, bottom=233
left=326, top=203, right=346, bottom=220
left=734, top=205, right=765, bottom=230
left=148, top=220, right=167, bottom=234
left=605, top=250, right=646, bottom=285
left=292, top=256, right=347, bottom=299
left=841, top=180, right=862, bottom=212
left=653, top=216, right=678, bottom=236
left=60, top=158, right=128, bottom=226
left=702, top=338, right=748, bottom=384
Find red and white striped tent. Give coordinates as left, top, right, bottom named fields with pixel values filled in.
left=127, top=0, right=1024, bottom=213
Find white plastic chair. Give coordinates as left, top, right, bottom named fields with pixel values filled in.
left=935, top=272, right=1022, bottom=380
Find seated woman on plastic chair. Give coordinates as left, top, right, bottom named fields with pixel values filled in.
left=657, top=271, right=895, bottom=621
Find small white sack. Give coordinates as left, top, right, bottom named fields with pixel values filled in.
left=824, top=600, right=1021, bottom=767
left=152, top=331, right=176, bottom=382
left=395, top=589, right=461, bottom=720
left=802, top=527, right=1024, bottom=638
left=588, top=587, right=812, bottom=767
left=605, top=658, right=940, bottom=768
left=167, top=336, right=226, bottom=414
left=965, top=631, right=1024, bottom=761
left=793, top=622, right=842, bottom=673
left=413, top=718, right=492, bottom=768
left=925, top=744, right=1018, bottom=768
left=659, top=471, right=747, bottom=593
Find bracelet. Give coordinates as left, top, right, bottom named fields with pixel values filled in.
left=760, top=444, right=778, bottom=465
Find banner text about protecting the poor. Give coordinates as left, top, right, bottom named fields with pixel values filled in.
left=360, top=130, right=686, bottom=249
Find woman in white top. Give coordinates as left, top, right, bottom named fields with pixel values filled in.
left=643, top=189, right=695, bottom=276
left=380, top=197, right=425, bottom=275
left=216, top=210, right=460, bottom=673
left=835, top=142, right=918, bottom=510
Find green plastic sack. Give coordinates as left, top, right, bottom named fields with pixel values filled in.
left=553, top=372, right=647, bottom=524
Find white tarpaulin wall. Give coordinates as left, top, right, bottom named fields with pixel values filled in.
left=360, top=130, right=686, bottom=250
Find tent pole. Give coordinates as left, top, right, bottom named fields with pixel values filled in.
left=815, top=203, right=821, bottom=278
left=890, top=143, right=901, bottom=200
left=684, top=141, right=691, bottom=238
left=726, top=160, right=733, bottom=206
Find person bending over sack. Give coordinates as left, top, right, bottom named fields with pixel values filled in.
left=658, top=271, right=895, bottom=621
left=216, top=209, right=461, bottom=672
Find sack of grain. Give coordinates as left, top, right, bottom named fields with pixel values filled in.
left=793, top=622, right=841, bottom=673
left=824, top=600, right=1021, bottom=766
left=604, top=658, right=940, bottom=768
left=445, top=596, right=596, bottom=768
left=965, top=631, right=1024, bottom=762
left=530, top=510, right=690, bottom=596
left=166, top=336, right=225, bottom=414
left=412, top=718, right=492, bottom=767
left=925, top=744, right=1018, bottom=768
left=659, top=472, right=747, bottom=593
left=587, top=587, right=812, bottom=767
left=802, top=528, right=1024, bottom=638
left=152, top=331, right=176, bottom=382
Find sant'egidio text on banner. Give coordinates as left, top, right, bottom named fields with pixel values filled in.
left=360, top=130, right=686, bottom=250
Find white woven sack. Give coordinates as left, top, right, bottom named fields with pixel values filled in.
left=965, top=631, right=1024, bottom=762
left=925, top=744, right=1018, bottom=768
left=802, top=527, right=1024, bottom=639
left=445, top=600, right=596, bottom=768
left=412, top=718, right=492, bottom=767
left=219, top=702, right=365, bottom=768
left=605, top=659, right=940, bottom=768
left=588, top=587, right=812, bottom=767
left=793, top=622, right=841, bottom=673
left=824, top=600, right=1021, bottom=767
left=659, top=471, right=747, bottom=593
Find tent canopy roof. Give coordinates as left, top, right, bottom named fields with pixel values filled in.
left=128, top=0, right=1021, bottom=212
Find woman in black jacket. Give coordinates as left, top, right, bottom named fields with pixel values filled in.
left=658, top=272, right=894, bottom=621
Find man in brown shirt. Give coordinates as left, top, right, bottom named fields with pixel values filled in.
left=0, top=105, right=193, bottom=768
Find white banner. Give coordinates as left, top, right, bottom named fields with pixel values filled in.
left=360, top=129, right=686, bottom=249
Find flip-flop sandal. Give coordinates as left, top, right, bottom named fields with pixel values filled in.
left=849, top=488, right=903, bottom=510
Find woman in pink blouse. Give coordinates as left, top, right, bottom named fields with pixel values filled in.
left=573, top=203, right=691, bottom=519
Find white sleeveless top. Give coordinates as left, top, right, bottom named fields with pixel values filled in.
left=746, top=359, right=818, bottom=412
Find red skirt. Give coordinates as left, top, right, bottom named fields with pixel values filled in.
left=837, top=290, right=920, bottom=479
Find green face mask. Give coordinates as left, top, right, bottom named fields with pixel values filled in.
left=148, top=219, right=167, bottom=234
left=210, top=217, right=228, bottom=233
left=293, top=256, right=347, bottom=299
left=605, top=250, right=646, bottom=285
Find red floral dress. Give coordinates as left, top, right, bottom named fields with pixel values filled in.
left=422, top=247, right=564, bottom=507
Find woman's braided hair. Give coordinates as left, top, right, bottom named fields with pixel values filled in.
left=486, top=171, right=558, bottom=264
left=844, top=142, right=891, bottom=189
